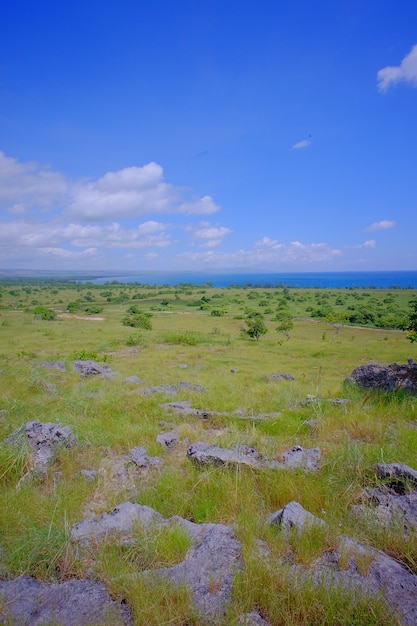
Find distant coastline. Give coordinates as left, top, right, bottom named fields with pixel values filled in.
left=1, top=269, right=417, bottom=289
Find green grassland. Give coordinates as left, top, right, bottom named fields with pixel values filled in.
left=0, top=279, right=416, bottom=625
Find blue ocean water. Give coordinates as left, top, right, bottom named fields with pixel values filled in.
left=85, top=270, right=417, bottom=289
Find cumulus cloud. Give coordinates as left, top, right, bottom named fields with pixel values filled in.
left=366, top=220, right=396, bottom=231
left=0, top=219, right=171, bottom=252
left=187, top=221, right=233, bottom=248
left=377, top=44, right=417, bottom=92
left=0, top=152, right=220, bottom=220
left=353, top=240, right=376, bottom=249
left=178, top=238, right=342, bottom=269
left=0, top=152, right=68, bottom=211
left=292, top=139, right=311, bottom=150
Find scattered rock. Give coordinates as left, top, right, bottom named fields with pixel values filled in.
left=39, top=360, right=66, bottom=372
left=7, top=420, right=76, bottom=481
left=269, top=500, right=326, bottom=530
left=279, top=445, right=321, bottom=471
left=270, top=373, right=295, bottom=380
left=187, top=443, right=264, bottom=469
left=156, top=431, right=178, bottom=448
left=346, top=361, right=417, bottom=393
left=161, top=402, right=279, bottom=422
left=74, top=360, right=113, bottom=378
left=130, top=446, right=163, bottom=467
left=72, top=502, right=242, bottom=620
left=269, top=501, right=417, bottom=626
left=122, top=375, right=142, bottom=384
left=230, top=368, right=239, bottom=373
left=136, top=381, right=207, bottom=396
left=187, top=443, right=321, bottom=471
left=161, top=400, right=212, bottom=419
left=375, top=462, right=417, bottom=491
left=80, top=469, right=98, bottom=482
left=0, top=576, right=132, bottom=626
left=301, top=395, right=349, bottom=407
left=237, top=611, right=271, bottom=625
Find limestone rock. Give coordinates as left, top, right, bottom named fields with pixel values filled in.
left=39, top=360, right=66, bottom=371
left=74, top=360, right=113, bottom=378
left=156, top=431, right=178, bottom=448
left=346, top=361, right=417, bottom=393
left=130, top=446, right=163, bottom=467
left=7, top=420, right=76, bottom=481
left=72, top=502, right=242, bottom=620
left=0, top=575, right=132, bottom=626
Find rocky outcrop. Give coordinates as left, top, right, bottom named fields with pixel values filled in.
left=72, top=501, right=242, bottom=620
left=187, top=443, right=321, bottom=471
left=73, top=360, right=113, bottom=378
left=161, top=400, right=280, bottom=422
left=0, top=576, right=132, bottom=626
left=270, top=501, right=417, bottom=626
left=346, top=361, right=417, bottom=393
left=135, top=381, right=207, bottom=396
left=130, top=446, right=163, bottom=467
left=6, top=420, right=76, bottom=481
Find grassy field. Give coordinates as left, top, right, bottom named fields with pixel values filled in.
left=0, top=280, right=416, bottom=624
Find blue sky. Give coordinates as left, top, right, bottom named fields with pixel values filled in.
left=1, top=0, right=416, bottom=272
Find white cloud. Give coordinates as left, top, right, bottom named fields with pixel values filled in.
left=0, top=152, right=68, bottom=211
left=0, top=219, right=171, bottom=251
left=366, top=220, right=396, bottom=231
left=178, top=238, right=342, bottom=269
left=292, top=139, right=311, bottom=150
left=0, top=152, right=220, bottom=220
left=353, top=240, right=376, bottom=249
left=377, top=44, right=417, bottom=92
left=187, top=221, right=233, bottom=248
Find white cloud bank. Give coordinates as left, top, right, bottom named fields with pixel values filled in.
left=178, top=237, right=342, bottom=269
left=377, top=44, right=417, bottom=92
left=366, top=220, right=396, bottom=231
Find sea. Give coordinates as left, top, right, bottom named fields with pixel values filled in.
left=82, top=270, right=417, bottom=289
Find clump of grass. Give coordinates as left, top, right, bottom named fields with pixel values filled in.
left=162, top=331, right=201, bottom=346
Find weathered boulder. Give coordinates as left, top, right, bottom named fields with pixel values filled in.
left=0, top=576, right=132, bottom=626
left=270, top=501, right=417, bottom=626
left=346, top=361, right=417, bottom=393
left=187, top=443, right=264, bottom=469
left=74, top=360, right=113, bottom=378
left=39, top=360, right=66, bottom=371
left=187, top=443, right=321, bottom=471
left=351, top=462, right=417, bottom=535
left=72, top=502, right=242, bottom=620
left=237, top=612, right=271, bottom=625
left=270, top=373, right=295, bottom=380
left=6, top=420, right=76, bottom=480
left=156, top=431, right=178, bottom=448
left=130, top=446, right=163, bottom=467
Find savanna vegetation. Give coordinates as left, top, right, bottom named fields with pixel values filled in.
left=0, top=278, right=416, bottom=625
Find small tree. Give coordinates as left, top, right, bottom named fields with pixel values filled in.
left=242, top=314, right=267, bottom=341
left=403, top=299, right=417, bottom=343
left=122, top=307, right=153, bottom=330
left=277, top=318, right=293, bottom=340
left=33, top=305, right=56, bottom=321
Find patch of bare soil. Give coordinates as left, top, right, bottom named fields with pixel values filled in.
left=58, top=313, right=105, bottom=321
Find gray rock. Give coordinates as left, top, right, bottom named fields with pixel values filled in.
left=156, top=431, right=178, bottom=448
left=187, top=443, right=321, bottom=471
left=74, top=360, right=113, bottom=378
left=7, top=420, right=76, bottom=481
left=136, top=381, right=207, bottom=396
left=122, top=375, right=142, bottom=384
left=187, top=442, right=264, bottom=469
left=238, top=612, right=271, bottom=625
left=279, top=445, right=321, bottom=471
left=375, top=462, right=417, bottom=492
left=346, top=361, right=417, bottom=393
left=80, top=469, right=98, bottom=482
left=0, top=575, right=132, bottom=625
left=161, top=400, right=212, bottom=419
left=269, top=500, right=326, bottom=530
left=130, top=446, right=163, bottom=467
left=72, top=501, right=164, bottom=543
left=269, top=501, right=417, bottom=626
left=72, top=502, right=242, bottom=620
left=39, top=360, right=66, bottom=371
left=270, top=373, right=295, bottom=380
left=353, top=486, right=417, bottom=534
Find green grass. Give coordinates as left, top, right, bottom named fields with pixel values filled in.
left=0, top=280, right=416, bottom=624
